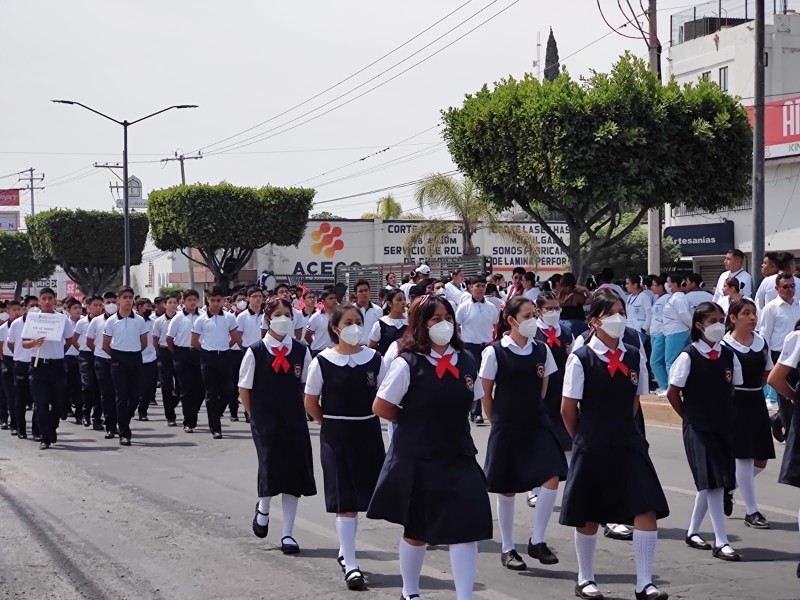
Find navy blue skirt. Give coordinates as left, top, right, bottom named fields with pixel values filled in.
left=779, top=401, right=800, bottom=488
left=682, top=423, right=735, bottom=491
left=484, top=423, right=568, bottom=493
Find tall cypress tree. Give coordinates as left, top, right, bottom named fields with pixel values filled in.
left=544, top=27, right=560, bottom=82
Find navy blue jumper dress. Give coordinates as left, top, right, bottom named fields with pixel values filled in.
left=376, top=320, right=407, bottom=356
left=534, top=325, right=573, bottom=451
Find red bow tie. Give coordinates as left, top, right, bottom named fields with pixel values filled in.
left=434, top=353, right=460, bottom=379
left=605, top=349, right=629, bottom=377
left=544, top=328, right=561, bottom=347
left=708, top=349, right=719, bottom=360
left=272, top=346, right=290, bottom=373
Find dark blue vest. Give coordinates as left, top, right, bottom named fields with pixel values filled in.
left=248, top=340, right=308, bottom=432
left=377, top=320, right=407, bottom=356
left=682, top=345, right=735, bottom=432
left=317, top=351, right=382, bottom=419
left=490, top=339, right=549, bottom=432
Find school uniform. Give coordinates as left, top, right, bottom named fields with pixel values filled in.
left=306, top=311, right=334, bottom=357
left=73, top=315, right=102, bottom=428
left=192, top=310, right=238, bottom=435
left=304, top=347, right=386, bottom=513
left=368, top=316, right=407, bottom=356
left=137, top=314, right=158, bottom=420
left=153, top=313, right=180, bottom=423
left=167, top=308, right=203, bottom=429
left=776, top=331, right=800, bottom=487
left=480, top=336, right=567, bottom=492
left=238, top=335, right=316, bottom=498
left=626, top=292, right=652, bottom=343
left=712, top=268, right=754, bottom=303
left=9, top=317, right=38, bottom=438
left=64, top=318, right=82, bottom=420
left=669, top=340, right=743, bottom=491
left=662, top=291, right=692, bottom=375
left=367, top=347, right=493, bottom=545
left=88, top=315, right=116, bottom=434
left=649, top=293, right=671, bottom=390
left=534, top=321, right=574, bottom=451
left=104, top=311, right=149, bottom=440
left=0, top=320, right=15, bottom=431
left=233, top=308, right=266, bottom=420
left=355, top=302, right=382, bottom=346
left=445, top=281, right=465, bottom=306
left=560, top=336, right=668, bottom=527
left=456, top=296, right=499, bottom=417
left=722, top=333, right=775, bottom=461
left=685, top=289, right=714, bottom=313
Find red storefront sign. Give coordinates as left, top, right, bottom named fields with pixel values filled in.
left=0, top=190, right=20, bottom=206
left=747, top=95, right=800, bottom=159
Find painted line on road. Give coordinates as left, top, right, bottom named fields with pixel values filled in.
left=662, top=485, right=798, bottom=519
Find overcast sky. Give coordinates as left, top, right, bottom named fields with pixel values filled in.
left=1, top=0, right=693, bottom=223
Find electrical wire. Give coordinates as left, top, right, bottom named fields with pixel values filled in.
left=313, top=170, right=460, bottom=205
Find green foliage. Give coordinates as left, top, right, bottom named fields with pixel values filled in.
left=0, top=232, right=55, bottom=299
left=361, top=194, right=421, bottom=220
left=159, top=286, right=185, bottom=296
left=586, top=215, right=684, bottom=275
left=310, top=211, right=344, bottom=219
left=544, top=27, right=560, bottom=83
left=27, top=209, right=149, bottom=295
left=441, top=52, right=752, bottom=279
left=148, top=183, right=314, bottom=291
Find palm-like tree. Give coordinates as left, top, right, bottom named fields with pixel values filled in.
left=360, top=194, right=421, bottom=220
left=404, top=173, right=538, bottom=258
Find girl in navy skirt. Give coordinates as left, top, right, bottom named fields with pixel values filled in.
left=369, top=295, right=492, bottom=600
left=368, top=288, right=408, bottom=356
left=238, top=298, right=316, bottom=554
left=766, top=320, right=800, bottom=579
left=667, top=302, right=743, bottom=562
left=722, top=298, right=775, bottom=529
left=561, top=294, right=669, bottom=600
left=304, top=304, right=386, bottom=591
left=480, top=296, right=568, bottom=572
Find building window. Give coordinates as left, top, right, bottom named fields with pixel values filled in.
left=701, top=71, right=711, bottom=81
left=719, top=66, right=728, bottom=92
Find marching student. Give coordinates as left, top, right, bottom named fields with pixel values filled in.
left=479, top=296, right=566, bottom=572
left=8, top=296, right=42, bottom=440
left=561, top=293, right=669, bottom=600
left=305, top=289, right=338, bottom=357
left=236, top=286, right=266, bottom=423
left=103, top=286, right=149, bottom=447
left=625, top=275, right=652, bottom=345
left=135, top=297, right=158, bottom=422
left=167, top=289, right=204, bottom=433
left=0, top=302, right=8, bottom=430
left=268, top=283, right=304, bottom=340
left=64, top=298, right=83, bottom=424
left=88, top=292, right=119, bottom=438
left=297, top=289, right=318, bottom=332
left=239, top=298, right=316, bottom=554
left=766, top=321, right=800, bottom=579
left=648, top=276, right=671, bottom=395
left=353, top=279, right=382, bottom=346
left=191, top=286, right=241, bottom=439
left=722, top=298, right=774, bottom=529
left=74, top=295, right=104, bottom=430
left=667, top=302, right=743, bottom=562
left=153, top=294, right=180, bottom=426
left=756, top=251, right=800, bottom=310
left=367, top=288, right=407, bottom=356
left=0, top=300, right=22, bottom=434
left=24, top=287, right=74, bottom=450
left=303, top=304, right=386, bottom=591
left=369, top=295, right=491, bottom=600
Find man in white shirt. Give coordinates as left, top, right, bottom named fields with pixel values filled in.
left=167, top=289, right=204, bottom=433
left=712, top=249, right=753, bottom=302
left=64, top=298, right=84, bottom=425
left=135, top=297, right=158, bottom=422
left=755, top=252, right=800, bottom=310
left=153, top=294, right=180, bottom=426
left=305, top=289, right=338, bottom=356
left=8, top=296, right=40, bottom=440
left=353, top=279, right=382, bottom=346
left=88, top=292, right=118, bottom=438
left=444, top=268, right=467, bottom=306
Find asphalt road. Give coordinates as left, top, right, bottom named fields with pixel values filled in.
left=0, top=403, right=798, bottom=600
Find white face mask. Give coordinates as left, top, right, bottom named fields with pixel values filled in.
left=428, top=320, right=454, bottom=346
left=269, top=315, right=293, bottom=336
left=541, top=310, right=561, bottom=327
left=0, top=312, right=8, bottom=322
left=599, top=313, right=627, bottom=339
left=104, top=303, right=118, bottom=315
left=702, top=322, right=726, bottom=344
left=337, top=324, right=363, bottom=346
left=516, top=318, right=538, bottom=338
left=434, top=288, right=446, bottom=297
left=236, top=300, right=247, bottom=311
left=28, top=307, right=41, bottom=314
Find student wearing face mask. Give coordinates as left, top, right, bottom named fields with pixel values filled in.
left=303, top=304, right=386, bottom=592
left=87, top=292, right=119, bottom=439
left=135, top=298, right=158, bottom=422
left=0, top=301, right=21, bottom=434
left=368, top=289, right=407, bottom=356
left=226, top=293, right=249, bottom=422
left=478, top=297, right=566, bottom=573
left=561, top=294, right=669, bottom=600
left=239, top=298, right=316, bottom=554
left=73, top=295, right=105, bottom=430
left=64, top=298, right=84, bottom=424
left=667, top=302, right=743, bottom=562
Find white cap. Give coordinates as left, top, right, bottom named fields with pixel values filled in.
left=416, top=264, right=431, bottom=275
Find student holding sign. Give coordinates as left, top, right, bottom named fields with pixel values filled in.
left=22, top=287, right=74, bottom=450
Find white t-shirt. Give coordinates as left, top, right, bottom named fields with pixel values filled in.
left=668, top=340, right=744, bottom=387
left=713, top=269, right=753, bottom=302
left=478, top=334, right=557, bottom=381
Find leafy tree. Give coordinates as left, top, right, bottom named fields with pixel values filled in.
left=27, top=209, right=149, bottom=296
left=0, top=232, right=56, bottom=299
left=148, top=183, right=314, bottom=292
left=310, top=211, right=344, bottom=220
left=360, top=194, right=421, bottom=220
left=442, top=52, right=751, bottom=280
left=544, top=27, right=560, bottom=83
left=404, top=173, right=537, bottom=258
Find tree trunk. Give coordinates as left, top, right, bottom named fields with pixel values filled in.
left=462, top=225, right=476, bottom=256
left=214, top=272, right=232, bottom=294
left=14, top=280, right=24, bottom=301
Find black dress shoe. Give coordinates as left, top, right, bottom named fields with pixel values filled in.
left=212, top=431, right=223, bottom=439
left=400, top=595, right=420, bottom=600
left=712, top=544, right=741, bottom=561
left=83, top=418, right=91, bottom=427
left=119, top=437, right=131, bottom=446
left=574, top=580, right=604, bottom=599
left=92, top=422, right=104, bottom=431
left=603, top=524, right=633, bottom=541
left=474, top=415, right=484, bottom=424
left=280, top=535, right=300, bottom=555
left=685, top=534, right=711, bottom=550
left=528, top=540, right=559, bottom=564
left=771, top=416, right=786, bottom=443
left=500, top=548, right=527, bottom=570
left=33, top=434, right=42, bottom=442
left=229, top=415, right=239, bottom=422
left=167, top=421, right=177, bottom=427
left=723, top=490, right=734, bottom=517
left=137, top=415, right=149, bottom=422
left=245, top=414, right=251, bottom=423
left=17, top=432, right=27, bottom=439
left=39, top=441, right=50, bottom=450
left=744, top=511, right=770, bottom=529
left=344, top=568, right=366, bottom=591
left=635, top=583, right=669, bottom=600
left=252, top=503, right=269, bottom=538
left=104, top=431, right=115, bottom=439
left=10, top=428, right=17, bottom=436
left=0, top=422, right=8, bottom=430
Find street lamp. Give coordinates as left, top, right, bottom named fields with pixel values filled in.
left=51, top=100, right=198, bottom=285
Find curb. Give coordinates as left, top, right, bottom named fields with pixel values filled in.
left=641, top=395, right=682, bottom=428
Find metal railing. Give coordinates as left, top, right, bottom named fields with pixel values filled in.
left=672, top=197, right=753, bottom=217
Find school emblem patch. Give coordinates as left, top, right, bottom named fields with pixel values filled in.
left=366, top=371, right=376, bottom=387
left=536, top=364, right=545, bottom=379
left=724, top=368, right=733, bottom=383
left=465, top=375, right=475, bottom=392
left=293, top=364, right=302, bottom=378
left=630, top=370, right=639, bottom=386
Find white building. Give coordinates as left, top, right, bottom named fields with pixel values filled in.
left=665, top=2, right=800, bottom=279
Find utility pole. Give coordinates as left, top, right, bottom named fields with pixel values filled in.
left=646, top=0, right=662, bottom=275
left=752, top=0, right=766, bottom=288
left=19, top=167, right=45, bottom=217
left=161, top=151, right=202, bottom=288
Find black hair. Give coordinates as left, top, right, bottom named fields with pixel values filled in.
left=485, top=282, right=498, bottom=295
left=39, top=287, right=56, bottom=298
left=690, top=301, right=725, bottom=342
left=724, top=277, right=741, bottom=292
left=560, top=272, right=577, bottom=289
left=776, top=272, right=795, bottom=287
left=354, top=279, right=370, bottom=292
left=328, top=303, right=362, bottom=345
left=302, top=289, right=317, bottom=299
left=408, top=283, right=427, bottom=300
left=117, top=286, right=134, bottom=297
left=153, top=296, right=164, bottom=305
left=727, top=248, right=745, bottom=260
left=23, top=295, right=39, bottom=306
left=87, top=295, right=103, bottom=304
left=102, top=291, right=118, bottom=300
left=319, top=288, right=337, bottom=301
left=383, top=288, right=405, bottom=315
left=450, top=268, right=462, bottom=278
left=587, top=289, right=625, bottom=321
left=523, top=271, right=536, bottom=284
left=401, top=274, right=410, bottom=284
left=498, top=296, right=534, bottom=339
left=725, top=298, right=757, bottom=332
left=599, top=267, right=614, bottom=283
left=206, top=285, right=225, bottom=298
left=626, top=274, right=643, bottom=288
left=511, top=266, right=526, bottom=277
left=468, top=276, right=485, bottom=286
left=181, top=289, right=199, bottom=300
left=135, top=297, right=153, bottom=309
left=64, top=297, right=80, bottom=309
left=274, top=281, right=290, bottom=293
left=685, top=272, right=703, bottom=287
left=535, top=290, right=559, bottom=309
left=7, top=300, right=20, bottom=308
left=764, top=251, right=779, bottom=263
left=265, top=297, right=293, bottom=319
left=385, top=272, right=395, bottom=283
left=399, top=295, right=463, bottom=354
left=776, top=251, right=795, bottom=271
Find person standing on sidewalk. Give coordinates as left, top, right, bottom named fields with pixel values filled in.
left=648, top=276, right=671, bottom=395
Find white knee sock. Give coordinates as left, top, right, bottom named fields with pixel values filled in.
left=706, top=488, right=729, bottom=547
left=687, top=490, right=708, bottom=535
left=496, top=495, right=516, bottom=552
left=531, top=487, right=558, bottom=545
left=449, top=542, right=478, bottom=600
left=281, top=494, right=299, bottom=540
left=257, top=497, right=271, bottom=526
left=633, top=529, right=658, bottom=593
left=339, top=515, right=359, bottom=558
left=735, top=459, right=758, bottom=514
left=336, top=517, right=358, bottom=572
left=574, top=531, right=598, bottom=589
left=530, top=486, right=541, bottom=496
left=399, top=539, right=426, bottom=597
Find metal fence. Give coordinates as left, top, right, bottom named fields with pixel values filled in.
left=671, top=197, right=753, bottom=217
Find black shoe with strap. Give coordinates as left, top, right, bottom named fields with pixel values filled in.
left=252, top=503, right=268, bottom=538
left=712, top=544, right=741, bottom=561
left=684, top=534, right=711, bottom=550
left=401, top=595, right=420, bottom=600
left=337, top=555, right=346, bottom=573
left=345, top=568, right=366, bottom=591
left=280, top=535, right=300, bottom=555
left=635, top=583, right=669, bottom=600
left=500, top=548, right=527, bottom=570
left=574, top=580, right=604, bottom=599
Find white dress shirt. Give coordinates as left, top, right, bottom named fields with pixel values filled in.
left=304, top=347, right=385, bottom=396
left=626, top=292, right=652, bottom=333
left=662, top=292, right=692, bottom=335
left=445, top=282, right=465, bottom=306
left=192, top=311, right=237, bottom=351
left=238, top=334, right=312, bottom=388
left=478, top=334, right=557, bottom=381
left=355, top=302, right=383, bottom=346
left=152, top=314, right=175, bottom=348
left=167, top=309, right=201, bottom=348
left=0, top=321, right=12, bottom=357
left=306, top=311, right=333, bottom=352
left=668, top=339, right=743, bottom=387
left=523, top=287, right=540, bottom=302
left=368, top=316, right=407, bottom=343
left=87, top=315, right=112, bottom=359
left=649, top=293, right=670, bottom=336
left=104, top=312, right=149, bottom=352
left=758, top=296, right=800, bottom=352
left=141, top=316, right=157, bottom=363
left=8, top=317, right=32, bottom=362
left=455, top=297, right=499, bottom=344
left=684, top=289, right=714, bottom=312
left=778, top=330, right=800, bottom=368
left=74, top=315, right=92, bottom=352
left=237, top=308, right=265, bottom=348
left=722, top=332, right=774, bottom=371
left=66, top=318, right=81, bottom=357
left=756, top=274, right=800, bottom=311
left=563, top=335, right=649, bottom=398
left=22, top=312, right=74, bottom=360
left=712, top=269, right=753, bottom=302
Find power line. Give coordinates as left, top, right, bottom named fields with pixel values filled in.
left=313, top=170, right=460, bottom=205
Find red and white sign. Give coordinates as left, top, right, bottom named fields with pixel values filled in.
left=65, top=280, right=82, bottom=299
left=0, top=190, right=20, bottom=206
left=747, top=95, right=800, bottom=159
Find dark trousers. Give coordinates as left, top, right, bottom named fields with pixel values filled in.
left=2, top=356, right=15, bottom=429
left=173, top=347, right=203, bottom=428
left=110, top=350, right=142, bottom=439
left=30, top=359, right=66, bottom=445
left=13, top=361, right=37, bottom=436
left=94, top=356, right=117, bottom=433
left=138, top=361, right=158, bottom=418
left=772, top=350, right=796, bottom=436
left=64, top=355, right=82, bottom=419
left=0, top=356, right=8, bottom=426
left=228, top=349, right=243, bottom=416
left=157, top=347, right=180, bottom=422
left=464, top=342, right=486, bottom=417
left=79, top=352, right=102, bottom=425
left=200, top=350, right=231, bottom=434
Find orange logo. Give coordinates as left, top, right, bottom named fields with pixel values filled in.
left=311, top=222, right=344, bottom=258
